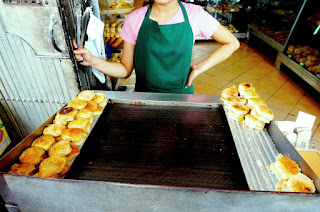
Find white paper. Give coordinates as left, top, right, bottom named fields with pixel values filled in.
left=275, top=121, right=295, bottom=133
left=295, top=111, right=316, bottom=129
left=84, top=9, right=106, bottom=83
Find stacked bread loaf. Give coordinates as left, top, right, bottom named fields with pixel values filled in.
left=270, top=154, right=316, bottom=193
left=221, top=83, right=274, bottom=130
left=9, top=90, right=107, bottom=178
left=105, top=19, right=124, bottom=49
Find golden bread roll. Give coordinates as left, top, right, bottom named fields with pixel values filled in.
left=254, top=105, right=274, bottom=121
left=92, top=93, right=105, bottom=104
left=93, top=107, right=103, bottom=116
left=55, top=135, right=64, bottom=142
left=53, top=117, right=68, bottom=126
left=221, top=86, right=238, bottom=100
left=78, top=90, right=95, bottom=101
left=33, top=171, right=59, bottom=179
left=251, top=109, right=270, bottom=123
left=61, top=128, right=87, bottom=147
left=238, top=83, right=255, bottom=92
left=76, top=108, right=93, bottom=119
left=85, top=100, right=98, bottom=112
left=244, top=114, right=265, bottom=130
left=55, top=107, right=78, bottom=122
left=32, top=134, right=56, bottom=151
left=66, top=145, right=80, bottom=161
left=239, top=89, right=260, bottom=99
left=67, top=99, right=88, bottom=110
left=19, top=147, right=47, bottom=165
left=60, top=160, right=71, bottom=176
left=275, top=173, right=316, bottom=193
left=224, top=96, right=247, bottom=109
left=229, top=104, right=249, bottom=116
left=227, top=110, right=245, bottom=123
left=247, top=98, right=267, bottom=110
left=48, top=140, right=72, bottom=157
left=84, top=122, right=92, bottom=134
left=270, top=154, right=301, bottom=181
left=99, top=100, right=107, bottom=108
left=39, top=156, right=68, bottom=175
left=43, top=124, right=67, bottom=137
left=9, top=163, right=36, bottom=175
left=67, top=117, right=89, bottom=131
left=88, top=116, right=94, bottom=125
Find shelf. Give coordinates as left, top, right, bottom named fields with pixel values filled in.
left=195, top=32, right=246, bottom=41
left=247, top=24, right=284, bottom=52
left=275, top=52, right=320, bottom=93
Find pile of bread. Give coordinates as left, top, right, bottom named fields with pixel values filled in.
left=105, top=19, right=124, bottom=49
left=9, top=90, right=107, bottom=179
left=270, top=154, right=316, bottom=193
left=221, top=83, right=274, bottom=130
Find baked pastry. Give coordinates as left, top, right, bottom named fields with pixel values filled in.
left=43, top=124, right=67, bottom=137
left=31, top=134, right=56, bottom=151
left=238, top=83, right=255, bottom=92
left=92, top=93, right=105, bottom=104
left=61, top=128, right=87, bottom=147
left=66, top=145, right=80, bottom=161
left=60, top=160, right=71, bottom=176
left=84, top=122, right=92, bottom=134
left=239, top=89, right=260, bottom=99
left=247, top=98, right=267, bottom=110
left=34, top=171, right=59, bottom=179
left=67, top=117, right=89, bottom=130
left=53, top=117, right=68, bottom=126
left=88, top=116, right=94, bottom=125
left=227, top=110, right=245, bottom=122
left=224, top=96, right=247, bottom=109
left=55, top=135, right=64, bottom=142
left=254, top=105, right=274, bottom=122
left=48, top=140, right=72, bottom=157
left=76, top=108, right=93, bottom=119
left=229, top=104, right=249, bottom=116
left=221, top=86, right=238, bottom=101
left=39, top=156, right=68, bottom=175
left=78, top=90, right=95, bottom=101
left=67, top=99, right=88, bottom=110
left=276, top=173, right=315, bottom=193
left=9, top=163, right=36, bottom=175
left=19, top=147, right=47, bottom=165
left=55, top=107, right=78, bottom=122
left=251, top=109, right=271, bottom=123
left=85, top=100, right=98, bottom=112
left=270, top=154, right=301, bottom=181
left=244, top=114, right=265, bottom=130
left=93, top=107, right=103, bottom=116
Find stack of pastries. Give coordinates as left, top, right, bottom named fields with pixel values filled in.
left=9, top=90, right=107, bottom=178
left=221, top=83, right=274, bottom=130
left=270, top=154, right=316, bottom=193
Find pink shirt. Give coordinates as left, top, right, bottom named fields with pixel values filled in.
left=120, top=2, right=220, bottom=45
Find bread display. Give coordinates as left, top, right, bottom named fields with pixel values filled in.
left=221, top=83, right=274, bottom=130
left=8, top=90, right=107, bottom=178
left=31, top=134, right=56, bottom=151
left=9, top=163, right=36, bottom=175
left=270, top=154, right=316, bottom=193
left=19, top=147, right=47, bottom=165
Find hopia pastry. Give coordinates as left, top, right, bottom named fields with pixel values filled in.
left=78, top=90, right=95, bottom=101
left=61, top=128, right=87, bottom=147
left=93, top=107, right=103, bottom=116
left=238, top=83, right=255, bottom=92
left=270, top=154, right=301, bottom=181
left=224, top=96, right=247, bottom=109
left=67, top=99, right=88, bottom=110
left=275, top=173, right=316, bottom=193
left=221, top=86, right=238, bottom=101
left=227, top=110, right=245, bottom=122
left=92, top=93, right=106, bottom=104
left=85, top=100, right=98, bottom=112
left=66, top=145, right=80, bottom=161
left=19, top=147, right=47, bottom=165
left=229, top=104, right=249, bottom=117
left=76, top=108, right=93, bottom=119
left=9, top=163, right=36, bottom=175
left=239, top=89, right=260, bottom=99
left=254, top=105, right=274, bottom=122
left=251, top=109, right=271, bottom=123
left=244, top=114, right=265, bottom=130
left=48, top=140, right=72, bottom=157
left=39, top=156, right=68, bottom=175
left=55, top=107, right=78, bottom=122
left=43, top=124, right=67, bottom=137
left=67, top=117, right=89, bottom=131
left=34, top=171, right=59, bottom=179
left=31, top=134, right=56, bottom=151
left=53, top=117, right=68, bottom=126
left=60, top=160, right=71, bottom=176
left=247, top=98, right=267, bottom=110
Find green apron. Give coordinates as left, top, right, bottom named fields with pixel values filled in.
left=134, top=0, right=194, bottom=94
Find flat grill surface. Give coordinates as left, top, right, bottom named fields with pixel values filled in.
left=67, top=103, right=248, bottom=190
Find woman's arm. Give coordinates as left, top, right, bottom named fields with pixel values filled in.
left=73, top=39, right=135, bottom=78
left=185, top=25, right=240, bottom=87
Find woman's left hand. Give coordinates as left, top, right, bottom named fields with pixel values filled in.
left=185, top=64, right=202, bottom=88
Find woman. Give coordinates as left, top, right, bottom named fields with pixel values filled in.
left=73, top=0, right=240, bottom=94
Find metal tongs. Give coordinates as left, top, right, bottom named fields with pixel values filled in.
left=79, top=8, right=91, bottom=48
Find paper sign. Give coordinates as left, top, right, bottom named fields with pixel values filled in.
left=275, top=121, right=295, bottom=133
left=295, top=111, right=316, bottom=129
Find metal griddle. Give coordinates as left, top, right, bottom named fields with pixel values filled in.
left=67, top=102, right=248, bottom=190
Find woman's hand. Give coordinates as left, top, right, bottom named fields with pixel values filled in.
left=185, top=64, right=202, bottom=88
left=72, top=38, right=94, bottom=66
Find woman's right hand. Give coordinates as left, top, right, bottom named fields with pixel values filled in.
left=72, top=38, right=94, bottom=66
